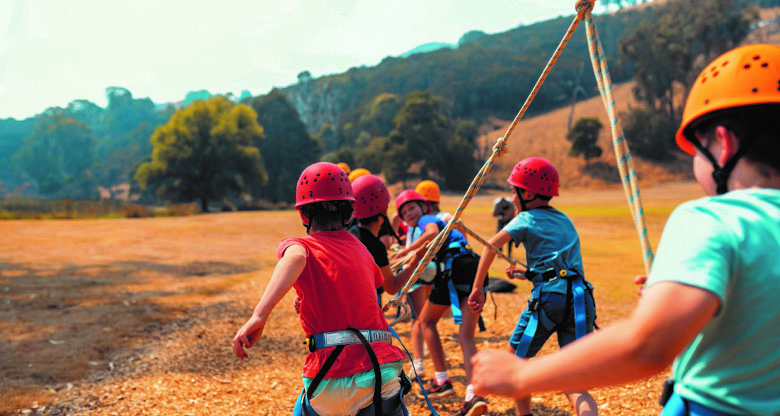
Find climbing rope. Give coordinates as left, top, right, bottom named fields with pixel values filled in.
left=453, top=220, right=525, bottom=268
left=385, top=0, right=654, bottom=309
left=581, top=4, right=654, bottom=274
left=385, top=0, right=596, bottom=310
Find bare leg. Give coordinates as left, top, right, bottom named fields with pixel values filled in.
left=408, top=287, right=431, bottom=364
left=565, top=391, right=598, bottom=416
left=507, top=343, right=532, bottom=415
left=419, top=301, right=449, bottom=372
left=458, top=297, right=480, bottom=383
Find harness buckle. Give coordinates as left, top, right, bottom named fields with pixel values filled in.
left=305, top=335, right=315, bottom=353
left=528, top=298, right=539, bottom=312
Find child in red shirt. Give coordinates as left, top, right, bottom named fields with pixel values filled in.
left=232, top=162, right=411, bottom=415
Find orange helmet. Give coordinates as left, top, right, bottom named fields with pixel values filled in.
left=415, top=180, right=440, bottom=203
left=348, top=168, right=371, bottom=183
left=676, top=44, right=780, bottom=155
left=336, top=162, right=351, bottom=175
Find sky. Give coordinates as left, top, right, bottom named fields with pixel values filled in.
left=0, top=0, right=614, bottom=120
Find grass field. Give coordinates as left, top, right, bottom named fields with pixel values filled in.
left=0, top=179, right=703, bottom=415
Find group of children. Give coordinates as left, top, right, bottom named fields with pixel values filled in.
left=233, top=44, right=780, bottom=416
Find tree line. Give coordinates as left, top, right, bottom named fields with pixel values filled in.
left=0, top=0, right=769, bottom=209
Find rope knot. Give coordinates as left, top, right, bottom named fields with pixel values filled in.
left=575, top=0, right=594, bottom=20
left=492, top=136, right=508, bottom=157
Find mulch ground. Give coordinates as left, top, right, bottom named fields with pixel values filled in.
left=0, top=188, right=690, bottom=416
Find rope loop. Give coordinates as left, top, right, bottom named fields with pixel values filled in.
left=576, top=0, right=595, bottom=20
left=492, top=136, right=509, bottom=157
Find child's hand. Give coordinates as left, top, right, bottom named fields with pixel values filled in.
left=505, top=265, right=527, bottom=280
left=232, top=316, right=265, bottom=360
left=392, top=248, right=408, bottom=260
left=634, top=275, right=648, bottom=296
left=468, top=288, right=485, bottom=313
left=293, top=296, right=302, bottom=314
left=471, top=349, right=525, bottom=397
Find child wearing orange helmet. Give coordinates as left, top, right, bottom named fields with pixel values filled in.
left=468, top=156, right=598, bottom=416
left=231, top=162, right=412, bottom=416
left=470, top=44, right=780, bottom=416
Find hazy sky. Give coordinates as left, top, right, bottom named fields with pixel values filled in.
left=0, top=0, right=613, bottom=120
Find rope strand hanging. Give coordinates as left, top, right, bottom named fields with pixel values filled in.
left=385, top=0, right=654, bottom=310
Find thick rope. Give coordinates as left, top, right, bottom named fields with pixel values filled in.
left=453, top=220, right=525, bottom=268
left=581, top=6, right=654, bottom=274
left=385, top=2, right=592, bottom=309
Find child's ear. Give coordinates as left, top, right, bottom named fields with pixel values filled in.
left=714, top=125, right=738, bottom=165
left=298, top=209, right=309, bottom=226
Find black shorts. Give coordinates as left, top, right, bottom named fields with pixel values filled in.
left=429, top=252, right=488, bottom=306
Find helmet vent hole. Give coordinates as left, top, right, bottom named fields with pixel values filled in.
left=702, top=77, right=707, bottom=84
left=721, top=61, right=728, bottom=67
left=704, top=99, right=710, bottom=105
left=753, top=55, right=761, bottom=60
left=752, top=88, right=759, bottom=93
left=762, top=62, right=769, bottom=68
left=744, top=64, right=751, bottom=69
left=713, top=71, right=719, bottom=77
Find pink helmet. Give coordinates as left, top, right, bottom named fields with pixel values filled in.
left=295, top=162, right=355, bottom=208
left=395, top=189, right=426, bottom=213
left=352, top=174, right=391, bottom=219
left=507, top=157, right=559, bottom=197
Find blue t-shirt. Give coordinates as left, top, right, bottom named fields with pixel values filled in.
left=647, top=188, right=780, bottom=415
left=503, top=206, right=587, bottom=294
left=417, top=214, right=470, bottom=259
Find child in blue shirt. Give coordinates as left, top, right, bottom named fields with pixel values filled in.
left=468, top=157, right=598, bottom=416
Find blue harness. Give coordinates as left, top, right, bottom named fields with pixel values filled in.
left=514, top=268, right=588, bottom=358
left=293, top=327, right=440, bottom=416
left=661, top=391, right=740, bottom=416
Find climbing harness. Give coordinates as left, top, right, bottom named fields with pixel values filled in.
left=513, top=268, right=590, bottom=358
left=293, top=328, right=413, bottom=416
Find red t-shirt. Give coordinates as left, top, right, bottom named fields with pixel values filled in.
left=277, top=230, right=405, bottom=379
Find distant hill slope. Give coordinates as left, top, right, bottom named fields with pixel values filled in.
left=475, top=81, right=691, bottom=191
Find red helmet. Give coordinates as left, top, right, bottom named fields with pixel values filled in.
left=395, top=189, right=426, bottom=214
left=295, top=162, right=355, bottom=208
left=507, top=157, right=559, bottom=197
left=352, top=174, right=390, bottom=219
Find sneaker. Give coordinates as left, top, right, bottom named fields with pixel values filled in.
left=453, top=396, right=488, bottom=416
left=418, top=379, right=455, bottom=399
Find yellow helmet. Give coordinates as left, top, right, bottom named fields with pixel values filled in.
left=415, top=180, right=440, bottom=203
left=348, top=168, right=371, bottom=183
left=336, top=162, right=351, bottom=175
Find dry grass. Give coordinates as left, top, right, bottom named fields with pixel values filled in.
left=0, top=179, right=705, bottom=416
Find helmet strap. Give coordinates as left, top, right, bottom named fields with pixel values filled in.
left=514, top=187, right=538, bottom=212
left=688, top=132, right=755, bottom=195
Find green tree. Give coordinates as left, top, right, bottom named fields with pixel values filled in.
left=134, top=97, right=267, bottom=212
left=566, top=117, right=604, bottom=167
left=620, top=0, right=757, bottom=159
left=12, top=109, right=97, bottom=197
left=249, top=89, right=321, bottom=203
left=387, top=91, right=451, bottom=179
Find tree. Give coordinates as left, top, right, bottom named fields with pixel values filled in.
left=249, top=89, right=321, bottom=203
left=12, top=109, right=97, bottom=197
left=619, top=0, right=757, bottom=159
left=134, top=96, right=267, bottom=212
left=566, top=117, right=603, bottom=167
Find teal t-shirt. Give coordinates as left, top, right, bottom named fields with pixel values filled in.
left=503, top=206, right=587, bottom=294
left=647, top=188, right=780, bottom=415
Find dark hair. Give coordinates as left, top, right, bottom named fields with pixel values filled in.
left=693, top=104, right=780, bottom=177
left=358, top=213, right=382, bottom=226
left=299, top=200, right=354, bottom=231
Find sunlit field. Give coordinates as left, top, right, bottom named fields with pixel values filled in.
left=0, top=180, right=702, bottom=415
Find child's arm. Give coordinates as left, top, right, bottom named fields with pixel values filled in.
left=381, top=245, right=426, bottom=295
left=471, top=281, right=720, bottom=397
left=468, top=230, right=513, bottom=313
left=393, top=223, right=438, bottom=259
left=232, top=244, right=306, bottom=360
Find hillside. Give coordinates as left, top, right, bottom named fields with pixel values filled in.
left=472, top=81, right=691, bottom=192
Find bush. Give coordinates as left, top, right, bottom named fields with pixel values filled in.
left=622, top=107, right=680, bottom=161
